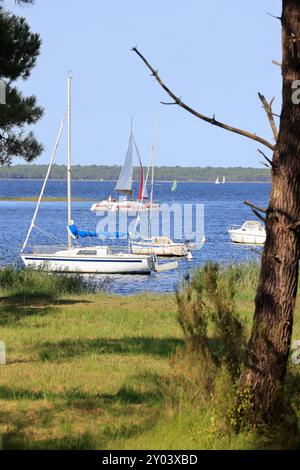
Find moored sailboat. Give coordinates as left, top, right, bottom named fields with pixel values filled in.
left=130, top=117, right=191, bottom=258
left=20, top=78, right=174, bottom=274
left=90, top=121, right=159, bottom=213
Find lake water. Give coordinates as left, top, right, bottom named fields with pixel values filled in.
left=0, top=180, right=270, bottom=295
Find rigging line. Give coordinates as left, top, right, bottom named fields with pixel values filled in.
left=33, top=225, right=66, bottom=246
left=20, top=109, right=67, bottom=253
left=131, top=137, right=152, bottom=238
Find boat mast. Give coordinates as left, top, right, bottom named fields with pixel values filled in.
left=149, top=116, right=157, bottom=237
left=67, top=75, right=72, bottom=249
left=20, top=111, right=67, bottom=253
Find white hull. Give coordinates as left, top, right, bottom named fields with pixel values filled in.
left=228, top=221, right=266, bottom=245
left=21, top=249, right=154, bottom=274
left=90, top=200, right=159, bottom=213
left=131, top=237, right=189, bottom=257
left=228, top=231, right=266, bottom=245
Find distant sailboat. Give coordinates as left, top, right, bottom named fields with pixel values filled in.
left=90, top=121, right=158, bottom=213
left=171, top=180, right=177, bottom=192
left=215, top=176, right=225, bottom=185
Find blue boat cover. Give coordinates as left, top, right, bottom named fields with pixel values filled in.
left=67, top=224, right=129, bottom=239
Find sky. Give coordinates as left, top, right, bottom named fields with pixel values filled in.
left=6, top=0, right=282, bottom=168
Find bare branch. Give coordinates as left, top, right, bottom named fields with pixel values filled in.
left=252, top=209, right=267, bottom=224
left=132, top=47, right=275, bottom=151
left=272, top=60, right=282, bottom=67
left=244, top=200, right=267, bottom=214
left=258, top=93, right=279, bottom=141
left=161, top=101, right=178, bottom=105
left=257, top=148, right=274, bottom=167
left=267, top=12, right=282, bottom=21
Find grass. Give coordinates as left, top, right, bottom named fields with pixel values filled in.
left=0, top=266, right=104, bottom=302
left=0, top=263, right=300, bottom=449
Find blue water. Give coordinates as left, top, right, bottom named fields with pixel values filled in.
left=0, top=180, right=270, bottom=294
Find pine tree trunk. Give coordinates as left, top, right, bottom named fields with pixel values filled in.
left=239, top=0, right=300, bottom=424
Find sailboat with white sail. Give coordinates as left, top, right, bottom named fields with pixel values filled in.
left=215, top=175, right=225, bottom=184
left=20, top=78, right=176, bottom=274
left=90, top=122, right=159, bottom=213
left=130, top=118, right=191, bottom=257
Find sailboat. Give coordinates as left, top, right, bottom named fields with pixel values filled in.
left=215, top=176, right=225, bottom=185
left=20, top=78, right=174, bottom=274
left=130, top=118, right=191, bottom=258
left=90, top=122, right=159, bottom=213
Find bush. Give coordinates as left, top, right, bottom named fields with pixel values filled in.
left=167, top=263, right=247, bottom=434
left=177, top=262, right=246, bottom=382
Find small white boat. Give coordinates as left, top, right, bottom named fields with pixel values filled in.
left=90, top=197, right=159, bottom=213
left=228, top=220, right=266, bottom=245
left=215, top=176, right=220, bottom=185
left=21, top=246, right=155, bottom=274
left=131, top=236, right=189, bottom=257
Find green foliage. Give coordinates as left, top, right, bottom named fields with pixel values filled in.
left=177, top=262, right=246, bottom=382
left=0, top=164, right=271, bottom=181
left=171, top=263, right=248, bottom=437
left=0, top=6, right=43, bottom=164
left=0, top=266, right=105, bottom=301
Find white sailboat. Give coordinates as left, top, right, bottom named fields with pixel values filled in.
left=215, top=176, right=220, bottom=184
left=130, top=117, right=191, bottom=258
left=20, top=78, right=174, bottom=274
left=90, top=121, right=159, bottom=213
left=222, top=175, right=226, bottom=184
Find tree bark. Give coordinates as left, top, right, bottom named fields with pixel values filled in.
left=239, top=0, right=300, bottom=424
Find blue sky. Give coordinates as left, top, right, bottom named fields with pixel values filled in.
left=8, top=0, right=282, bottom=167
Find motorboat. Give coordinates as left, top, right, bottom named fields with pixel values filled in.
left=228, top=220, right=266, bottom=245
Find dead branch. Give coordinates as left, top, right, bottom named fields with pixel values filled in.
left=272, top=60, right=282, bottom=67
left=258, top=93, right=279, bottom=141
left=244, top=200, right=267, bottom=214
left=257, top=148, right=273, bottom=167
left=132, top=47, right=275, bottom=151
left=267, top=12, right=282, bottom=21
left=252, top=209, right=267, bottom=224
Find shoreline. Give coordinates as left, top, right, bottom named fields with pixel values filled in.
left=0, top=178, right=271, bottom=184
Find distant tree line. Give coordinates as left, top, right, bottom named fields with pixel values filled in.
left=0, top=164, right=270, bottom=181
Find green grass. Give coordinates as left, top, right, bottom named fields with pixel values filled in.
left=0, top=264, right=300, bottom=449
left=0, top=266, right=103, bottom=302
